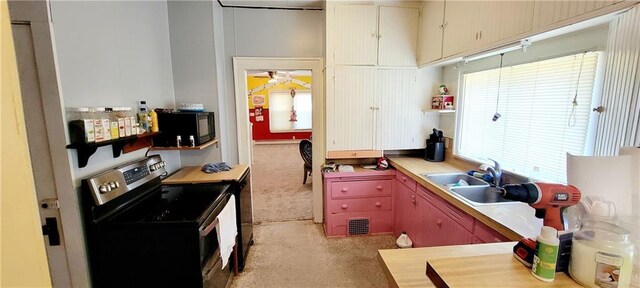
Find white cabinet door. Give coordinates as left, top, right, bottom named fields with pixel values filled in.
left=378, top=6, right=419, bottom=67
left=374, top=68, right=420, bottom=150
left=535, top=0, right=620, bottom=29
left=442, top=1, right=479, bottom=58
left=327, top=67, right=376, bottom=150
left=332, top=4, right=379, bottom=66
left=477, top=1, right=534, bottom=46
left=418, top=0, right=445, bottom=65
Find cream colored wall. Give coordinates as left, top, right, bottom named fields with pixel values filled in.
left=0, top=1, right=52, bottom=286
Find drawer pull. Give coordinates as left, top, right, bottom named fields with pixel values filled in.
left=436, top=219, right=442, bottom=227
left=402, top=177, right=407, bottom=181
left=341, top=187, right=348, bottom=192
left=375, top=202, right=381, bottom=207
left=341, top=204, right=348, bottom=209
left=351, top=152, right=357, bottom=156
left=376, top=185, right=383, bottom=190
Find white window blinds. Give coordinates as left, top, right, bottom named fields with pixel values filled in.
left=458, top=52, right=600, bottom=183
left=269, top=91, right=312, bottom=132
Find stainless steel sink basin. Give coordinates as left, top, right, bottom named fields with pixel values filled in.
left=423, top=173, right=488, bottom=187
left=449, top=186, right=518, bottom=206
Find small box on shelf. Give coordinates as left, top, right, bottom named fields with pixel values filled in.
left=432, top=95, right=455, bottom=110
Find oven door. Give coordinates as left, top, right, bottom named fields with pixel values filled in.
left=198, top=192, right=233, bottom=288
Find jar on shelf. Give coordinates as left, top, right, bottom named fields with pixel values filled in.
left=106, top=107, right=119, bottom=140
left=67, top=107, right=95, bottom=143
left=113, top=107, right=127, bottom=138
left=92, top=107, right=106, bottom=142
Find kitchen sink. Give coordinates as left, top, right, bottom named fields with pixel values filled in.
left=449, top=186, right=518, bottom=206
left=422, top=173, right=488, bottom=187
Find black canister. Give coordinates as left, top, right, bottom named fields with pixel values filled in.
left=425, top=141, right=445, bottom=162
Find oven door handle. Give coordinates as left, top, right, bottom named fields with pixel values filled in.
left=200, top=217, right=218, bottom=237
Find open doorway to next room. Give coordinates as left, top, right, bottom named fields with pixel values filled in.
left=246, top=69, right=313, bottom=223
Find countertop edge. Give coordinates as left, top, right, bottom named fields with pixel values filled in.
left=161, top=164, right=250, bottom=185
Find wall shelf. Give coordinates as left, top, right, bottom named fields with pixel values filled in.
left=150, top=138, right=218, bottom=151
left=66, top=132, right=161, bottom=168
left=423, top=109, right=456, bottom=115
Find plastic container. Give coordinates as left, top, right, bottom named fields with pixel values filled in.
left=569, top=219, right=634, bottom=287
left=106, top=108, right=119, bottom=139
left=138, top=101, right=150, bottom=133
left=189, top=135, right=195, bottom=147
left=176, top=135, right=182, bottom=148
left=67, top=107, right=95, bottom=143
left=396, top=232, right=413, bottom=249
left=149, top=109, right=159, bottom=133
left=113, top=107, right=128, bottom=138
left=532, top=226, right=559, bottom=282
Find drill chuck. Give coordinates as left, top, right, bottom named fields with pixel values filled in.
left=501, top=183, right=540, bottom=204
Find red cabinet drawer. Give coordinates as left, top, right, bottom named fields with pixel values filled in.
left=395, top=171, right=417, bottom=191
left=328, top=197, right=392, bottom=214
left=324, top=211, right=393, bottom=237
left=331, top=180, right=392, bottom=199
left=419, top=186, right=474, bottom=233
left=474, top=221, right=510, bottom=243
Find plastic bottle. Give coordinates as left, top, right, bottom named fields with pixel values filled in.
left=189, top=135, right=196, bottom=147
left=176, top=135, right=182, bottom=148
left=396, top=231, right=413, bottom=249
left=532, top=226, right=559, bottom=282
left=106, top=107, right=119, bottom=139
left=149, top=109, right=159, bottom=133
left=138, top=101, right=150, bottom=133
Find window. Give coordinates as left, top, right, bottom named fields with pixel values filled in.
left=269, top=90, right=312, bottom=132
left=457, top=52, right=601, bottom=183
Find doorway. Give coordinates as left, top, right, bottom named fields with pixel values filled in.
left=233, top=58, right=324, bottom=223
left=246, top=69, right=313, bottom=222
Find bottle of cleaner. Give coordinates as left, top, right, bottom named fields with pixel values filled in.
left=532, top=226, right=559, bottom=282
left=138, top=101, right=150, bottom=133
left=396, top=231, right=413, bottom=249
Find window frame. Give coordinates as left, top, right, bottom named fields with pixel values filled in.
left=267, top=89, right=312, bottom=133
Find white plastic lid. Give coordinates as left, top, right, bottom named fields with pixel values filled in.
left=68, top=107, right=89, bottom=112
left=93, top=107, right=105, bottom=112
left=541, top=226, right=557, bottom=239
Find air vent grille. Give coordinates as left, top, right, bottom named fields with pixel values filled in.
left=348, top=218, right=370, bottom=236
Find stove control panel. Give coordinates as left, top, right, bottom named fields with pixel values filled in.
left=85, top=155, right=167, bottom=205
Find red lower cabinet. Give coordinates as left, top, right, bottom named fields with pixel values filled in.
left=323, top=170, right=396, bottom=237
left=474, top=220, right=511, bottom=243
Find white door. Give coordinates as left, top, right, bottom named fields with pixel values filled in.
left=328, top=67, right=376, bottom=150
left=378, top=6, right=419, bottom=67
left=418, top=0, right=445, bottom=65
left=333, top=4, right=378, bottom=66
left=535, top=0, right=618, bottom=29
left=374, top=68, right=419, bottom=150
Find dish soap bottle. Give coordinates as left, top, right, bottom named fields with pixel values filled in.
left=149, top=109, right=159, bottom=133
left=396, top=231, right=413, bottom=249
left=138, top=101, right=150, bottom=133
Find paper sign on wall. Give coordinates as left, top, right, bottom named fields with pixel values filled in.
left=252, top=94, right=265, bottom=106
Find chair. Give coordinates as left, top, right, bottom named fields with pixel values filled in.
left=299, top=139, right=312, bottom=184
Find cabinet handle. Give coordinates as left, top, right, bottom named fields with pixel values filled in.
left=341, top=187, right=348, bottom=192
left=402, top=177, right=407, bottom=182
left=378, top=34, right=382, bottom=39
left=436, top=219, right=442, bottom=227
left=475, top=32, right=478, bottom=40
left=479, top=31, right=483, bottom=39
left=371, top=32, right=377, bottom=38
left=376, top=185, right=383, bottom=190
left=351, top=152, right=357, bottom=156
left=341, top=204, right=348, bottom=209
left=375, top=202, right=381, bottom=207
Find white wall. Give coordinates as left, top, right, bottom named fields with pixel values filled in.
left=167, top=0, right=226, bottom=166
left=222, top=8, right=324, bottom=164
left=440, top=24, right=609, bottom=140
left=51, top=1, right=181, bottom=181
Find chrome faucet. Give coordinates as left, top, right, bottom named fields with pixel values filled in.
left=483, top=159, right=502, bottom=187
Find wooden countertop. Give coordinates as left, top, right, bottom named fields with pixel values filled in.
left=387, top=156, right=542, bottom=241
left=162, top=164, right=249, bottom=185
left=378, top=242, right=516, bottom=288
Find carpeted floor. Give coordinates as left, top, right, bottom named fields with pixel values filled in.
left=230, top=221, right=395, bottom=288
left=251, top=143, right=313, bottom=223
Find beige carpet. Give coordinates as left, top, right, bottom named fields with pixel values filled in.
left=252, top=143, right=313, bottom=223
left=231, top=221, right=396, bottom=288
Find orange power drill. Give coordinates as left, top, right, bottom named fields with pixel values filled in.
left=500, top=183, right=581, bottom=231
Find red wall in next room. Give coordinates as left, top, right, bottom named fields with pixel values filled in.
left=249, top=109, right=312, bottom=141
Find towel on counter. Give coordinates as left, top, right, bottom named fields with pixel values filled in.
left=202, top=162, right=232, bottom=173
left=216, top=194, right=237, bottom=269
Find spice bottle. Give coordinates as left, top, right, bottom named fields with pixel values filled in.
left=106, top=108, right=119, bottom=139
left=93, top=107, right=105, bottom=142
left=149, top=109, right=159, bottom=133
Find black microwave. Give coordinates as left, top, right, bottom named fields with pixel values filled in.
left=155, top=111, right=215, bottom=147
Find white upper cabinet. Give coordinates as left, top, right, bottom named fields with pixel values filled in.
left=535, top=0, right=622, bottom=29
left=442, top=1, right=534, bottom=58
left=328, top=4, right=419, bottom=67
left=417, top=0, right=445, bottom=65
left=378, top=6, right=420, bottom=67
left=332, top=5, right=379, bottom=66
left=442, top=1, right=479, bottom=58
left=326, top=67, right=420, bottom=151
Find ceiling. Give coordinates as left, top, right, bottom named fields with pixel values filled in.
left=218, top=0, right=324, bottom=9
